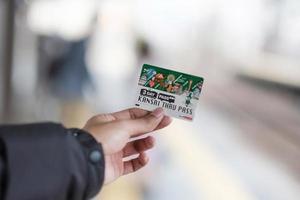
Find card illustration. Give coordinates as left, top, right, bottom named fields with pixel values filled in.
left=135, top=64, right=204, bottom=121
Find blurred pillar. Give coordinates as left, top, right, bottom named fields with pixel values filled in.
left=0, top=0, right=15, bottom=122
left=264, top=0, right=284, bottom=52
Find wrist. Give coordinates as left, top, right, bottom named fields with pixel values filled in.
left=68, top=128, right=105, bottom=198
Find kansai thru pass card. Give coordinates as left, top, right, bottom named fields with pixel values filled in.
left=135, top=64, right=204, bottom=121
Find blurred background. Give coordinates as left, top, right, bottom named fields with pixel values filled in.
left=1, top=0, right=300, bottom=199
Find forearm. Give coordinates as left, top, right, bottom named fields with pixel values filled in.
left=0, top=123, right=104, bottom=200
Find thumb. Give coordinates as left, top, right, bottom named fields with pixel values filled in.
left=125, top=108, right=165, bottom=137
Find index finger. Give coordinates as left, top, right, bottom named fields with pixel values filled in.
left=112, top=108, right=172, bottom=132
left=112, top=108, right=150, bottom=120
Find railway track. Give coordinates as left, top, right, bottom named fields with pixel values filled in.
left=204, top=75, right=300, bottom=180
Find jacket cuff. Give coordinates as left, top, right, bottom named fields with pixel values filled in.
left=68, top=128, right=105, bottom=198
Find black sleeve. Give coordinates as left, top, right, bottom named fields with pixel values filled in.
left=0, top=123, right=105, bottom=200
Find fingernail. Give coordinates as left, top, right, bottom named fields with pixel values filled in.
left=147, top=136, right=155, bottom=147
left=151, top=108, right=164, bottom=118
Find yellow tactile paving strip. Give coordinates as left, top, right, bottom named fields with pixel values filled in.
left=61, top=101, right=92, bottom=128
left=95, top=177, right=142, bottom=200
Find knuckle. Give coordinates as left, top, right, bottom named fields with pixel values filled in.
left=89, top=115, right=99, bottom=122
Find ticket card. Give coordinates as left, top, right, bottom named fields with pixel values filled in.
left=135, top=64, right=204, bottom=121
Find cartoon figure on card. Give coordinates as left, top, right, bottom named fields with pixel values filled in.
left=165, top=74, right=176, bottom=93
left=185, top=92, right=193, bottom=107
left=185, top=80, right=193, bottom=107
left=193, top=82, right=202, bottom=99
left=172, top=83, right=181, bottom=94
left=149, top=73, right=164, bottom=88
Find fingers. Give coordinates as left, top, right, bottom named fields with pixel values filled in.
left=111, top=108, right=172, bottom=130
left=112, top=108, right=150, bottom=120
left=86, top=108, right=150, bottom=126
left=125, top=108, right=172, bottom=131
left=124, top=108, right=165, bottom=137
left=123, top=136, right=155, bottom=157
left=88, top=108, right=172, bottom=131
left=155, top=116, right=172, bottom=130
left=123, top=152, right=149, bottom=175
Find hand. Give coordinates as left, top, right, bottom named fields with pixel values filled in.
left=83, top=108, right=172, bottom=184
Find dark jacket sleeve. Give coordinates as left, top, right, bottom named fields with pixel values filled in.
left=0, top=123, right=105, bottom=200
